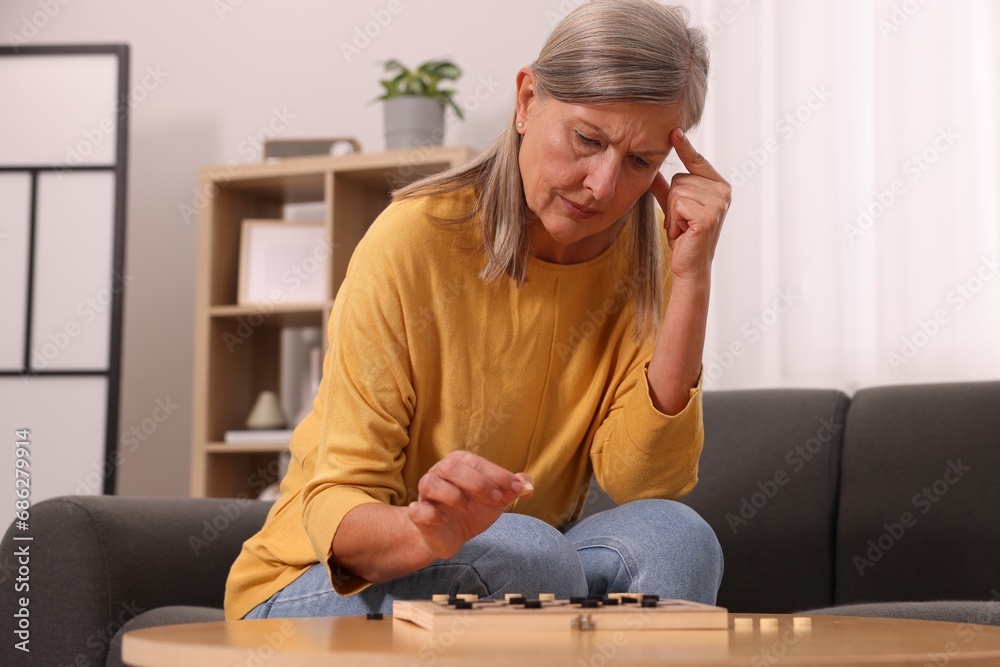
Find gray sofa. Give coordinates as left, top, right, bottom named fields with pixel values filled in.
left=3, top=380, right=999, bottom=666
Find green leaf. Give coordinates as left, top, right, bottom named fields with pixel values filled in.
left=382, top=59, right=406, bottom=74
left=377, top=80, right=397, bottom=99
left=374, top=58, right=465, bottom=120
left=430, top=63, right=461, bottom=80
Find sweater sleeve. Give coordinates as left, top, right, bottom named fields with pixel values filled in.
left=590, top=356, right=705, bottom=504
left=300, top=212, right=416, bottom=596
left=589, top=224, right=706, bottom=504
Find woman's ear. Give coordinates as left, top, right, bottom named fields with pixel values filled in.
left=514, top=67, right=539, bottom=128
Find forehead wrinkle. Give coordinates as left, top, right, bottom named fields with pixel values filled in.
left=578, top=116, right=671, bottom=157
left=573, top=105, right=676, bottom=157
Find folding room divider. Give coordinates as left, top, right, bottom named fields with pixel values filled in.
left=0, top=44, right=129, bottom=500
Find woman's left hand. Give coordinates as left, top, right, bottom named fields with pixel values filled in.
left=648, top=129, right=731, bottom=285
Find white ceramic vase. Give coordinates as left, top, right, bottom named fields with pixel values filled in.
left=246, top=390, right=288, bottom=430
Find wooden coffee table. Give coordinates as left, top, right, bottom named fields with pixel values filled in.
left=123, top=613, right=1000, bottom=666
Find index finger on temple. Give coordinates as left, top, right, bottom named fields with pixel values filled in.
left=671, top=128, right=724, bottom=182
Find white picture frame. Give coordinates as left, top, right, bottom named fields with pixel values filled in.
left=238, top=220, right=329, bottom=305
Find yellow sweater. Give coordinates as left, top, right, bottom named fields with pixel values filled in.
left=224, top=186, right=704, bottom=621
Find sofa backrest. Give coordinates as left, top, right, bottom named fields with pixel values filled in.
left=679, top=388, right=850, bottom=613
left=835, top=380, right=1000, bottom=605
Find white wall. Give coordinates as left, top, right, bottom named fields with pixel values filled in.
left=2, top=0, right=997, bottom=498
left=0, top=0, right=585, bottom=497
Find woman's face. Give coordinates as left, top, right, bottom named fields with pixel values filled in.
left=516, top=68, right=682, bottom=263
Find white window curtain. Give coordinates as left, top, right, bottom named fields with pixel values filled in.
left=674, top=0, right=1000, bottom=393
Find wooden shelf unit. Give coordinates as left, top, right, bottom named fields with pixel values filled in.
left=191, top=146, right=476, bottom=497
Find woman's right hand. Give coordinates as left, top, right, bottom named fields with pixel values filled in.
left=407, top=450, right=534, bottom=559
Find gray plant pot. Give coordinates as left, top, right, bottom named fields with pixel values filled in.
left=384, top=97, right=446, bottom=150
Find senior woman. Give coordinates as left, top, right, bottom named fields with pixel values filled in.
left=225, top=0, right=731, bottom=621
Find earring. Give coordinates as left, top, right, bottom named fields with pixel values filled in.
left=517, top=121, right=524, bottom=129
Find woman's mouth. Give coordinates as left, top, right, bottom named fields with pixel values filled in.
left=559, top=195, right=599, bottom=218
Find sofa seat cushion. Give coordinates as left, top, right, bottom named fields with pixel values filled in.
left=802, top=601, right=1000, bottom=626
left=108, top=606, right=225, bottom=667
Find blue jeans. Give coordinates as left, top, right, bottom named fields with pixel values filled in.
left=243, top=499, right=723, bottom=619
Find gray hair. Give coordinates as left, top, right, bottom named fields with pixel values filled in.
left=393, top=0, right=710, bottom=343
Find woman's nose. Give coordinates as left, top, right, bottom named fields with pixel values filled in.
left=583, top=156, right=618, bottom=202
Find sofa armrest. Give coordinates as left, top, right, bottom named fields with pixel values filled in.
left=0, top=495, right=272, bottom=667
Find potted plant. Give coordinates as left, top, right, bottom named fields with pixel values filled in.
left=374, top=58, right=464, bottom=150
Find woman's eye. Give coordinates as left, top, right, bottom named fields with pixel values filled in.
left=575, top=131, right=600, bottom=146
left=633, top=156, right=652, bottom=169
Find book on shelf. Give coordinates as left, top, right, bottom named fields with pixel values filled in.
left=223, top=429, right=294, bottom=445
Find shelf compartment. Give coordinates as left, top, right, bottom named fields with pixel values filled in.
left=205, top=442, right=290, bottom=454
left=204, top=188, right=284, bottom=307
left=204, top=451, right=284, bottom=498
left=191, top=147, right=477, bottom=497
left=218, top=172, right=325, bottom=203
left=205, top=319, right=282, bottom=443
left=209, top=304, right=326, bottom=328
